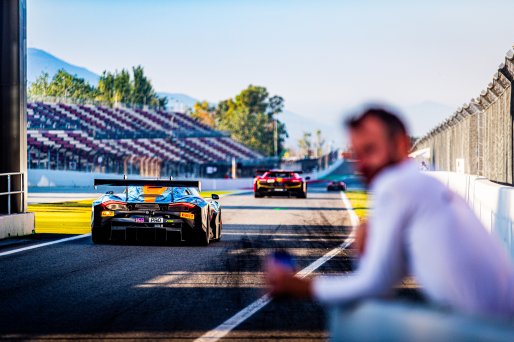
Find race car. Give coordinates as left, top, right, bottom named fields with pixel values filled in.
left=254, top=170, right=310, bottom=198
left=91, top=178, right=221, bottom=246
left=327, top=180, right=347, bottom=191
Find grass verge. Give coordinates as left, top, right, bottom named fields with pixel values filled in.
left=345, top=190, right=369, bottom=220
left=28, top=190, right=236, bottom=234
left=28, top=199, right=93, bottom=235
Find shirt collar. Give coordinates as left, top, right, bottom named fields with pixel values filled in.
left=369, top=158, right=418, bottom=192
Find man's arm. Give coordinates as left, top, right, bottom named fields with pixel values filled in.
left=312, top=188, right=410, bottom=303
left=353, top=221, right=368, bottom=256
left=267, top=188, right=411, bottom=303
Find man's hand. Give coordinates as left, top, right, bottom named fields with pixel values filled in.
left=265, top=263, right=313, bottom=299
left=354, top=221, right=368, bottom=256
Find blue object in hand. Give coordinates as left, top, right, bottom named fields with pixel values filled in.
left=270, top=250, right=296, bottom=272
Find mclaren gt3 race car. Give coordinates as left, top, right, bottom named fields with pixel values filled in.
left=91, top=179, right=221, bottom=245
left=254, top=170, right=310, bottom=198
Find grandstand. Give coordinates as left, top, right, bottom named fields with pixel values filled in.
left=27, top=102, right=263, bottom=177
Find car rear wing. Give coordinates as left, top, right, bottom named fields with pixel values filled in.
left=255, top=170, right=304, bottom=175
left=94, top=179, right=201, bottom=191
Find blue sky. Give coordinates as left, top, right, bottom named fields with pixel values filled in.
left=28, top=0, right=514, bottom=135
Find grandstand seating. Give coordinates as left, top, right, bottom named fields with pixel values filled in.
left=27, top=102, right=263, bottom=174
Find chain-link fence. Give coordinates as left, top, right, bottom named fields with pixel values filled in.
left=412, top=50, right=514, bottom=185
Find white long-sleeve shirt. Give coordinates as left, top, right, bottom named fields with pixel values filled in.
left=313, top=160, right=514, bottom=317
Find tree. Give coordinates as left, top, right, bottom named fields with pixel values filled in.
left=114, top=69, right=131, bottom=105
left=28, top=72, right=50, bottom=97
left=95, top=66, right=166, bottom=108
left=298, top=131, right=313, bottom=158
left=191, top=101, right=217, bottom=127
left=29, top=65, right=168, bottom=109
left=269, top=95, right=285, bottom=156
left=96, top=71, right=115, bottom=104
left=214, top=85, right=288, bottom=157
left=268, top=95, right=284, bottom=115
left=314, top=129, right=326, bottom=158
left=29, top=69, right=96, bottom=100
left=131, top=65, right=154, bottom=106
left=48, top=69, right=74, bottom=98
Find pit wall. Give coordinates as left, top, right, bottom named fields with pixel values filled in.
left=0, top=213, right=35, bottom=239
left=27, top=166, right=341, bottom=191
left=28, top=169, right=253, bottom=190
left=429, top=171, right=514, bottom=260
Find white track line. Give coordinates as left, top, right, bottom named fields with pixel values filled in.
left=339, top=190, right=360, bottom=236
left=194, top=191, right=359, bottom=342
left=0, top=234, right=91, bottom=257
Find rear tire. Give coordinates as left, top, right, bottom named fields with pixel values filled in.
left=254, top=191, right=264, bottom=198
left=214, top=214, right=222, bottom=242
left=198, top=214, right=211, bottom=246
left=197, top=227, right=210, bottom=246
left=91, top=227, right=109, bottom=244
left=297, top=191, right=307, bottom=199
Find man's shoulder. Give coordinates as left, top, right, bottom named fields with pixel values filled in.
left=375, top=166, right=443, bottom=198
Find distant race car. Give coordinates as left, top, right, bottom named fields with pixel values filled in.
left=327, top=180, right=347, bottom=191
left=254, top=170, right=310, bottom=198
left=91, top=178, right=221, bottom=245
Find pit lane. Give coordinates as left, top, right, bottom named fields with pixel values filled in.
left=0, top=189, right=355, bottom=340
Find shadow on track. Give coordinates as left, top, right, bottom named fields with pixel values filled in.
left=223, top=205, right=351, bottom=211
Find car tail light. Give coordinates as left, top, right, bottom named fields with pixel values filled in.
left=291, top=179, right=301, bottom=183
left=102, top=200, right=128, bottom=211
left=168, top=202, right=195, bottom=212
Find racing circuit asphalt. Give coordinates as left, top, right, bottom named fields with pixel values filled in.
left=0, top=189, right=357, bottom=340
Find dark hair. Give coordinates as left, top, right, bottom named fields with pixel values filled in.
left=345, top=108, right=408, bottom=138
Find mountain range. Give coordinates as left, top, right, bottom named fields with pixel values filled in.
left=28, top=48, right=100, bottom=85
left=27, top=48, right=455, bottom=147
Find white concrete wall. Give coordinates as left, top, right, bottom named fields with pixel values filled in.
left=429, top=171, right=514, bottom=259
left=0, top=213, right=35, bottom=239
left=28, top=169, right=253, bottom=191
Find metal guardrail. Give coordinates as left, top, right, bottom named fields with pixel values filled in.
left=0, top=172, right=24, bottom=215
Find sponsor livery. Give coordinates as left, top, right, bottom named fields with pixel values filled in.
left=91, top=179, right=221, bottom=245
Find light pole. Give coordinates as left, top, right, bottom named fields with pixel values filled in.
left=273, top=113, right=278, bottom=158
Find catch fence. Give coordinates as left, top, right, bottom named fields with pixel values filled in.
left=412, top=49, right=514, bottom=185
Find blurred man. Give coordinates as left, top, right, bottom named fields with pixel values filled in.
left=267, top=108, right=514, bottom=317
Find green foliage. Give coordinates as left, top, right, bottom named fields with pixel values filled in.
left=29, top=69, right=97, bottom=100
left=114, top=69, right=131, bottom=104
left=298, top=131, right=313, bottom=158
left=314, top=129, right=326, bottom=158
left=28, top=72, right=50, bottom=97
left=96, top=71, right=115, bottom=104
left=96, top=66, right=166, bottom=108
left=29, top=66, right=167, bottom=109
left=191, top=101, right=217, bottom=127
left=199, top=85, right=288, bottom=157
left=297, top=129, right=326, bottom=158
left=131, top=65, right=155, bottom=106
